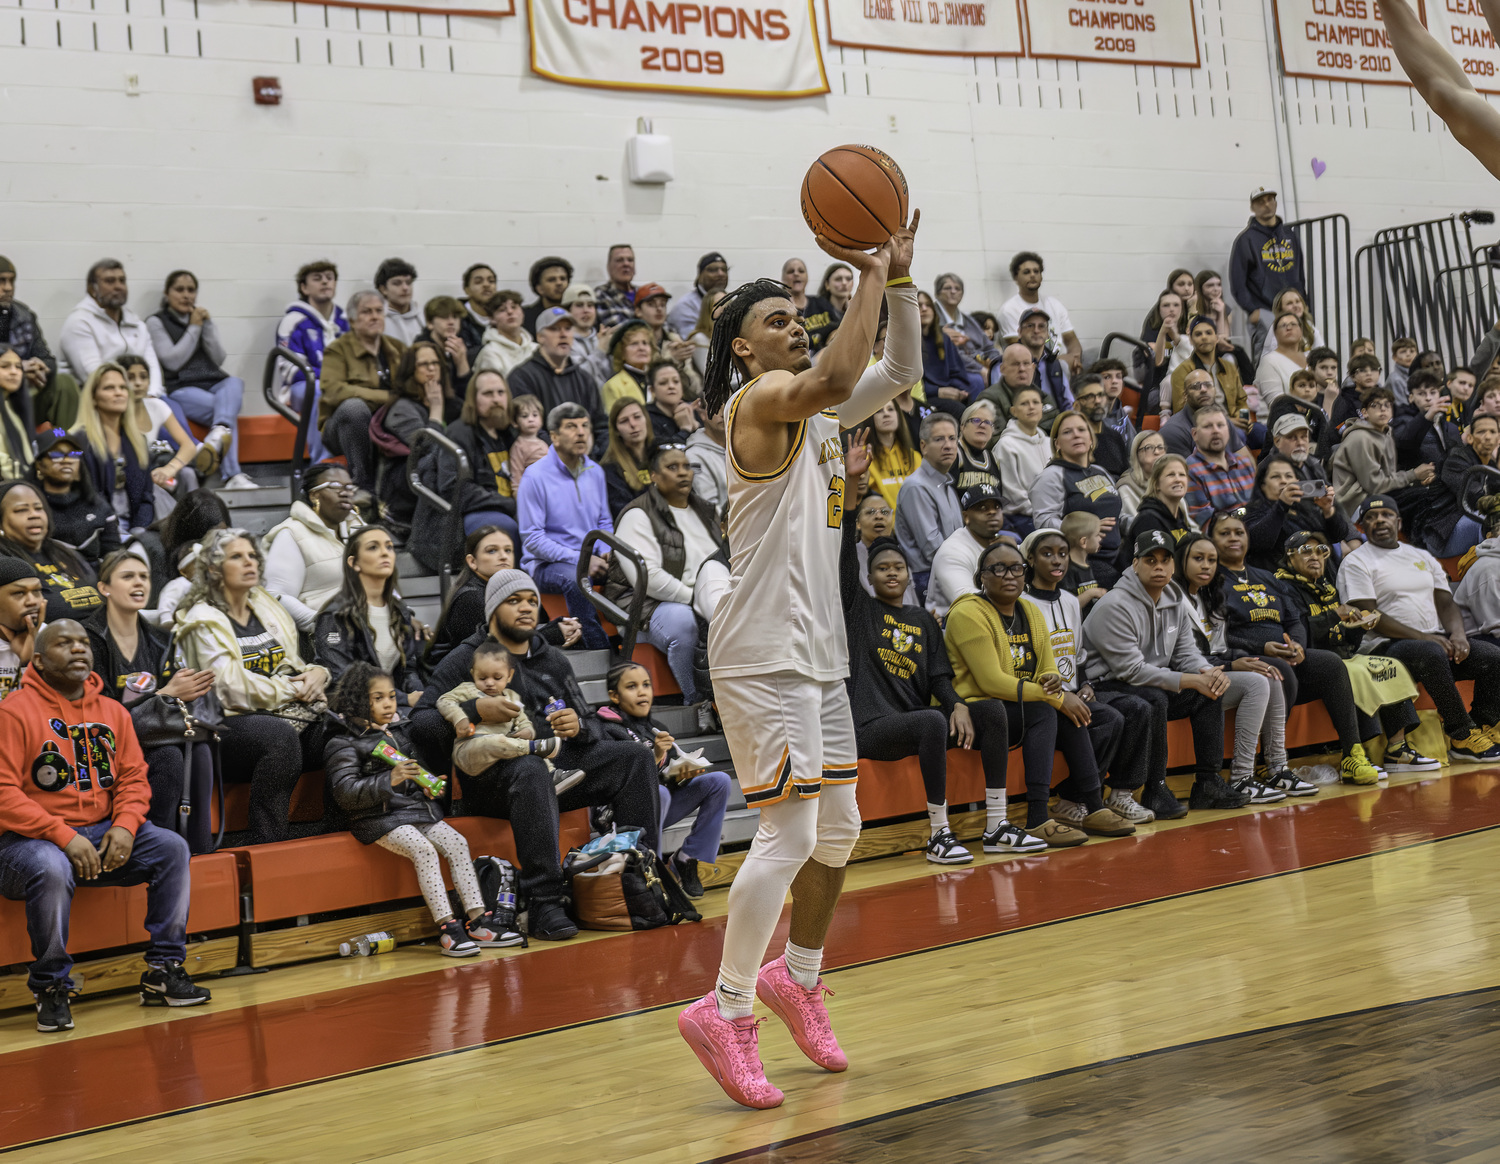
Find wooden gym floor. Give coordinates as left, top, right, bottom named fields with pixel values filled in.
left=6, top=764, right=1500, bottom=1162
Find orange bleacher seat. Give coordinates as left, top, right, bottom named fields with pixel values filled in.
left=1143, top=413, right=1161, bottom=431
left=539, top=593, right=682, bottom=696
left=225, top=811, right=592, bottom=924
left=0, top=852, right=241, bottom=966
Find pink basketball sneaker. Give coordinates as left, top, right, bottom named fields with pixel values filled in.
left=677, top=992, right=785, bottom=1109
left=756, top=957, right=848, bottom=1072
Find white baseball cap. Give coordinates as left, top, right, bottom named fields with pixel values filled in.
left=1249, top=185, right=1277, bottom=201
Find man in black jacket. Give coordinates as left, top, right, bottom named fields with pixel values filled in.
left=1229, top=187, right=1306, bottom=361
left=1393, top=372, right=1462, bottom=471
left=408, top=569, right=660, bottom=940
left=506, top=310, right=610, bottom=458
left=0, top=257, right=76, bottom=429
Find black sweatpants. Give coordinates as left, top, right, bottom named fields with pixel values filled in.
left=463, top=737, right=661, bottom=906
left=1383, top=637, right=1500, bottom=737
left=1257, top=647, right=1362, bottom=751
left=1091, top=688, right=1153, bottom=791
left=856, top=708, right=950, bottom=807
left=1093, top=681, right=1225, bottom=786
left=143, top=742, right=215, bottom=854
left=967, top=699, right=1102, bottom=827
left=218, top=713, right=327, bottom=846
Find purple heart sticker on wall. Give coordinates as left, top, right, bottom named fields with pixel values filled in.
left=1311, top=157, right=1327, bottom=178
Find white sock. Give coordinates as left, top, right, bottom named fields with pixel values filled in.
left=985, top=789, right=1008, bottom=832
left=715, top=981, right=754, bottom=1020
left=784, top=941, right=822, bottom=990
left=927, top=802, right=949, bottom=836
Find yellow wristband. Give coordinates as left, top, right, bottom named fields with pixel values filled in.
left=885, top=276, right=913, bottom=288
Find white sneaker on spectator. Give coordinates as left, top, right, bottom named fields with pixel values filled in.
left=205, top=425, right=232, bottom=457
left=1050, top=798, right=1088, bottom=826
left=220, top=473, right=260, bottom=491
left=1105, top=787, right=1155, bottom=823
left=553, top=768, right=586, bottom=795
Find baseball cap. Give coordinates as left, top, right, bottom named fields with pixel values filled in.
left=34, top=427, right=80, bottom=456
left=697, top=252, right=727, bottom=274
left=1272, top=413, right=1311, bottom=438
left=561, top=283, right=595, bottom=307
left=1356, top=494, right=1398, bottom=523
left=1133, top=528, right=1173, bottom=558
left=535, top=306, right=574, bottom=331
left=1249, top=185, right=1277, bottom=201
left=1017, top=306, right=1051, bottom=326
left=634, top=282, right=670, bottom=303
left=960, top=484, right=1004, bottom=511
left=1284, top=530, right=1329, bottom=554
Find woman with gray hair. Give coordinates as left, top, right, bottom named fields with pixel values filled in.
left=174, top=528, right=331, bottom=844
left=933, top=272, right=997, bottom=373
left=317, top=289, right=409, bottom=491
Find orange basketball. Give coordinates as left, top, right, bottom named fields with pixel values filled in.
left=800, top=145, right=909, bottom=251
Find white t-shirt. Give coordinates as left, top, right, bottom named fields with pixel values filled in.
left=367, top=603, right=400, bottom=670
left=997, top=293, right=1074, bottom=347
left=140, top=397, right=174, bottom=442
left=1337, top=542, right=1449, bottom=646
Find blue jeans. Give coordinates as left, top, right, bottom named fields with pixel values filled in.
left=463, top=509, right=522, bottom=549
left=643, top=601, right=701, bottom=702
left=287, top=379, right=329, bottom=463
left=658, top=770, right=732, bottom=864
left=531, top=560, right=610, bottom=650
left=0, top=820, right=191, bottom=991
left=169, top=377, right=245, bottom=477
left=1439, top=516, right=1484, bottom=558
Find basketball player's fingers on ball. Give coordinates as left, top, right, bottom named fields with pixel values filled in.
left=814, top=233, right=879, bottom=269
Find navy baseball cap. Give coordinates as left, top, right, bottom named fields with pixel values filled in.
left=1017, top=306, right=1051, bottom=326
left=1134, top=528, right=1173, bottom=558
left=961, top=484, right=1004, bottom=510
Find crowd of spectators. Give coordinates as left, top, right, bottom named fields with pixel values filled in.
left=6, top=182, right=1500, bottom=1030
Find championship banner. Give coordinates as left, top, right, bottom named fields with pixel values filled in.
left=1427, top=0, right=1500, bottom=95
left=1021, top=0, right=1199, bottom=67
left=261, top=0, right=514, bottom=16
left=528, top=0, right=829, bottom=97
left=1270, top=0, right=1422, bottom=86
left=824, top=0, right=1023, bottom=57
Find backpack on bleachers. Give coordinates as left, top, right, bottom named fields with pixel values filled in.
left=563, top=843, right=701, bottom=931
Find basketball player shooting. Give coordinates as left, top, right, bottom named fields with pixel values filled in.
left=676, top=211, right=921, bottom=1109
left=1383, top=0, right=1500, bottom=181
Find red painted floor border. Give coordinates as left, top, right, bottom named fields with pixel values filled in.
left=3, top=771, right=1499, bottom=1149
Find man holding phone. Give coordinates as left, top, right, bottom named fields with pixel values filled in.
left=1394, top=371, right=1462, bottom=471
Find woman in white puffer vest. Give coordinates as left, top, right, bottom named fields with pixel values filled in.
left=262, top=463, right=363, bottom=630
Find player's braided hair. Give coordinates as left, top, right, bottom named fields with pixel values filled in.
left=701, top=279, right=795, bottom=418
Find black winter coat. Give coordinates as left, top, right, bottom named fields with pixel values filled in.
left=313, top=595, right=425, bottom=696
left=33, top=478, right=120, bottom=566
left=324, top=717, right=443, bottom=844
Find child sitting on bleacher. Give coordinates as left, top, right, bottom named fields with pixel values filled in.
left=324, top=661, right=516, bottom=955
left=436, top=639, right=584, bottom=793
left=598, top=661, right=728, bottom=898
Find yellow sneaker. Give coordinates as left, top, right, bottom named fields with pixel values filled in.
left=1448, top=728, right=1500, bottom=764
left=1339, top=743, right=1381, bottom=785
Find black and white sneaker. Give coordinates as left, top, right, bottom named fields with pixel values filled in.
left=553, top=767, right=586, bottom=795
left=467, top=909, right=526, bottom=947
left=924, top=828, right=974, bottom=865
left=1231, top=778, right=1286, bottom=804
left=139, top=963, right=212, bottom=1008
left=982, top=822, right=1048, bottom=854
left=35, top=981, right=76, bottom=1032
left=672, top=855, right=705, bottom=897
left=437, top=917, right=481, bottom=957
left=1261, top=769, right=1318, bottom=797
left=1382, top=741, right=1442, bottom=772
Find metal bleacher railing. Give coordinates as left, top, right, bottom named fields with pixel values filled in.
left=574, top=530, right=649, bottom=660
left=1286, top=213, right=1355, bottom=361
left=260, top=346, right=318, bottom=500
left=405, top=427, right=472, bottom=602
left=1348, top=210, right=1499, bottom=370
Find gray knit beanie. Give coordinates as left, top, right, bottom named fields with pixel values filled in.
left=484, top=569, right=540, bottom=625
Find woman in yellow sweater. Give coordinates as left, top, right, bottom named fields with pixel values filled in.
left=860, top=399, right=921, bottom=512
left=945, top=540, right=1134, bottom=851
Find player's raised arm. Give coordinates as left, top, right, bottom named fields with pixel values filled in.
left=1383, top=0, right=1500, bottom=182
left=837, top=214, right=922, bottom=428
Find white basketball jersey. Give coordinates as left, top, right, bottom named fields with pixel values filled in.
left=708, top=378, right=849, bottom=683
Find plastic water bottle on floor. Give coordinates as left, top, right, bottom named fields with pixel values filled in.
left=339, top=932, right=396, bottom=957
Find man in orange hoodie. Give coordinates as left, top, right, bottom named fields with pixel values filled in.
left=0, top=620, right=210, bottom=1032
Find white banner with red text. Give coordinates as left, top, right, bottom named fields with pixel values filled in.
left=823, top=0, right=1022, bottom=57
left=261, top=0, right=514, bottom=17
left=528, top=0, right=829, bottom=97
left=1270, top=0, right=1420, bottom=86
left=1428, top=0, right=1500, bottom=95
left=1023, top=0, right=1200, bottom=67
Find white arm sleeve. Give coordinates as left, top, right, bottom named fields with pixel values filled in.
left=836, top=284, right=922, bottom=428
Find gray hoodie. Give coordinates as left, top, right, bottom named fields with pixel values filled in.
left=1081, top=568, right=1210, bottom=689
left=1455, top=539, right=1500, bottom=637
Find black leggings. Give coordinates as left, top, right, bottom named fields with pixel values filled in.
left=1091, top=688, right=1153, bottom=791
left=967, top=699, right=1102, bottom=827
left=1357, top=699, right=1420, bottom=746
left=1258, top=647, right=1361, bottom=751
left=218, top=713, right=328, bottom=846
left=856, top=709, right=950, bottom=807
left=1384, top=637, right=1500, bottom=737
left=1093, top=681, right=1225, bottom=785
left=143, top=742, right=215, bottom=854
